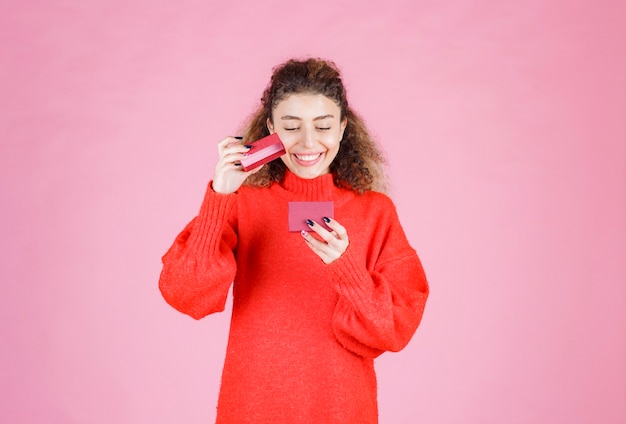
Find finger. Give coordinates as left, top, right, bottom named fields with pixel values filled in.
left=216, top=161, right=245, bottom=173
left=217, top=136, right=238, bottom=151
left=303, top=221, right=348, bottom=258
left=306, top=219, right=349, bottom=250
left=222, top=144, right=252, bottom=158
left=322, top=217, right=348, bottom=240
left=301, top=231, right=336, bottom=264
left=217, top=136, right=248, bottom=154
left=217, top=157, right=265, bottom=177
left=220, top=150, right=249, bottom=166
left=305, top=219, right=335, bottom=243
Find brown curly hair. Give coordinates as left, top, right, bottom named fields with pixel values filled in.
left=240, top=58, right=387, bottom=193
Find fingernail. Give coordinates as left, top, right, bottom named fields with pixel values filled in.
left=244, top=144, right=253, bottom=149
left=306, top=219, right=314, bottom=226
left=234, top=136, right=244, bottom=140
left=301, top=230, right=308, bottom=237
left=323, top=217, right=331, bottom=223
left=234, top=162, right=242, bottom=167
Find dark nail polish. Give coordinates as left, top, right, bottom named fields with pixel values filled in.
left=244, top=144, right=253, bottom=149
left=306, top=219, right=314, bottom=226
left=235, top=162, right=242, bottom=167
left=234, top=136, right=244, bottom=140
left=323, top=217, right=331, bottom=223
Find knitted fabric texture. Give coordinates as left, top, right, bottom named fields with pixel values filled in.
left=159, top=171, right=429, bottom=424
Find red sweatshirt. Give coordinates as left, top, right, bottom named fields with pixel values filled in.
left=159, top=171, right=429, bottom=424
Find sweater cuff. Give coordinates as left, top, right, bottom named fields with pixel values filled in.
left=328, top=250, right=373, bottom=309
left=189, top=181, right=237, bottom=254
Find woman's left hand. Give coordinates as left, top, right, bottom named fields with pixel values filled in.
left=301, top=217, right=349, bottom=264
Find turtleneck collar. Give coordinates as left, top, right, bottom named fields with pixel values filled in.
left=278, top=170, right=336, bottom=200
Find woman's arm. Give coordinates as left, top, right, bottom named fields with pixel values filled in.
left=158, top=186, right=239, bottom=320
left=329, top=200, right=429, bottom=358
left=160, top=135, right=262, bottom=319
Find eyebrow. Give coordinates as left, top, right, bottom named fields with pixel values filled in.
left=280, top=114, right=334, bottom=121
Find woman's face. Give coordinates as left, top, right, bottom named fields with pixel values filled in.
left=267, top=93, right=347, bottom=179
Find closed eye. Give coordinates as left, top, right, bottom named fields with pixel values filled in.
left=317, top=127, right=331, bottom=131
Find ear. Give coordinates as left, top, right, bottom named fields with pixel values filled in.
left=267, top=118, right=275, bottom=134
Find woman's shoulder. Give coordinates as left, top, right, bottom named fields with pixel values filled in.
left=346, top=189, right=399, bottom=217
left=358, top=189, right=396, bottom=206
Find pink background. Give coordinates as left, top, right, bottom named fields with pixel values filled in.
left=2, top=1, right=625, bottom=423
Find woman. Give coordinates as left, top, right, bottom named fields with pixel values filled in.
left=159, top=58, right=429, bottom=423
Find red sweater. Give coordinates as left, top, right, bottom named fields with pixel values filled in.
left=159, top=171, right=429, bottom=424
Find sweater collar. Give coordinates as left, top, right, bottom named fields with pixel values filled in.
left=279, top=170, right=335, bottom=199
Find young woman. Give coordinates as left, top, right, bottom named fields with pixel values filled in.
left=159, top=58, right=429, bottom=424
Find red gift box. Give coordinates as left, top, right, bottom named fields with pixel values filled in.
left=240, top=133, right=286, bottom=171
left=288, top=201, right=334, bottom=232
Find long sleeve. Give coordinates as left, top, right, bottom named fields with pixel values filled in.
left=330, top=197, right=429, bottom=358
left=158, top=183, right=239, bottom=320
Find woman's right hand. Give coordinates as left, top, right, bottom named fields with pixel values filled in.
left=212, top=136, right=260, bottom=195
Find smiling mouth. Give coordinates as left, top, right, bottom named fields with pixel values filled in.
left=294, top=153, right=323, bottom=161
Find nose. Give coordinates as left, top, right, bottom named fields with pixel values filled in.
left=300, top=127, right=315, bottom=148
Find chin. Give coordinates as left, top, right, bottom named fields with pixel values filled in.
left=286, top=163, right=326, bottom=179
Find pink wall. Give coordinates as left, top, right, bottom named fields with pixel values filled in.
left=2, top=1, right=625, bottom=423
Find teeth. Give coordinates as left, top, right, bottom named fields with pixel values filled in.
left=295, top=153, right=320, bottom=161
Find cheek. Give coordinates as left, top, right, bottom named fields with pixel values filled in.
left=274, top=130, right=295, bottom=149
left=280, top=138, right=298, bottom=152
left=323, top=133, right=342, bottom=151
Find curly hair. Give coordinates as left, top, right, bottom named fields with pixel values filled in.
left=240, top=58, right=387, bottom=193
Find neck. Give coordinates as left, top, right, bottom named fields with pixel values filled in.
left=279, top=171, right=335, bottom=200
